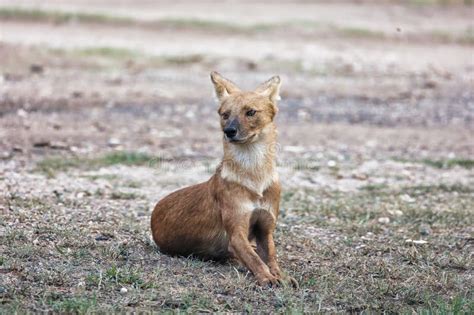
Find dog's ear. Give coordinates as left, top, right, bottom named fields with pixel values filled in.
left=255, top=76, right=281, bottom=104
left=210, top=71, right=240, bottom=102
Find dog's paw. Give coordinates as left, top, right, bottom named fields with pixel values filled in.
left=285, top=276, right=299, bottom=289
left=269, top=264, right=282, bottom=278
left=256, top=274, right=281, bottom=287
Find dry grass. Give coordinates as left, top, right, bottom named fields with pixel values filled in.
left=1, top=157, right=472, bottom=313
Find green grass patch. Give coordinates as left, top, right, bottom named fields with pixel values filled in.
left=76, top=47, right=137, bottom=59
left=0, top=7, right=132, bottom=24
left=157, top=54, right=204, bottom=65
left=99, top=152, right=154, bottom=166
left=336, top=27, right=385, bottom=39
left=360, top=183, right=388, bottom=192
left=36, top=152, right=158, bottom=176
left=85, top=265, right=155, bottom=290
left=50, top=45, right=206, bottom=67
left=421, top=158, right=474, bottom=169
left=415, top=295, right=474, bottom=314
left=0, top=7, right=252, bottom=32
left=401, top=183, right=474, bottom=195
left=48, top=295, right=97, bottom=314
left=151, top=18, right=244, bottom=32
left=105, top=265, right=141, bottom=285
left=394, top=157, right=474, bottom=169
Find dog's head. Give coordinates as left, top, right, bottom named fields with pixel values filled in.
left=210, top=71, right=281, bottom=144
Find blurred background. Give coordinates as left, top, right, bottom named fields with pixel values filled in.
left=0, top=0, right=473, bottom=313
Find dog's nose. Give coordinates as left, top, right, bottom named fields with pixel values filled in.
left=224, top=127, right=237, bottom=138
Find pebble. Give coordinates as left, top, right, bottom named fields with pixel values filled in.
left=400, top=194, right=416, bottom=203
left=378, top=217, right=390, bottom=224
left=50, top=141, right=69, bottom=150
left=352, top=173, right=368, bottom=180
left=0, top=151, right=11, bottom=159
left=389, top=210, right=404, bottom=217
left=108, top=138, right=121, bottom=147
left=30, top=64, right=44, bottom=74
left=17, top=109, right=28, bottom=118
left=284, top=146, right=305, bottom=153
left=419, top=224, right=431, bottom=236
left=95, top=234, right=112, bottom=241
left=33, top=140, right=50, bottom=148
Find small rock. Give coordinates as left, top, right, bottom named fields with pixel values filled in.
left=50, top=141, right=69, bottom=150
left=284, top=146, right=305, bottom=153
left=352, top=173, right=368, bottom=180
left=94, top=122, right=106, bottom=132
left=329, top=217, right=339, bottom=223
left=71, top=91, right=83, bottom=98
left=400, top=194, right=415, bottom=203
left=389, top=209, right=404, bottom=217
left=246, top=61, right=258, bottom=70
left=423, top=79, right=437, bottom=89
left=108, top=138, right=121, bottom=147
left=378, top=217, right=390, bottom=224
left=419, top=224, right=431, bottom=236
left=30, top=64, right=44, bottom=74
left=0, top=151, right=12, bottom=159
left=33, top=140, right=50, bottom=148
left=95, top=233, right=113, bottom=241
left=361, top=232, right=374, bottom=241
left=120, top=287, right=128, bottom=294
left=17, top=109, right=28, bottom=118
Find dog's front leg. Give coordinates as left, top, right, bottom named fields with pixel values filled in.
left=256, top=232, right=280, bottom=277
left=228, top=229, right=279, bottom=286
left=256, top=233, right=298, bottom=287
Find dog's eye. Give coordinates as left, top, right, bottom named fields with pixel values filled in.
left=246, top=109, right=256, bottom=117
left=221, top=112, right=229, bottom=120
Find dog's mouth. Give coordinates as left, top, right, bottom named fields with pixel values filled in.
left=225, top=133, right=257, bottom=144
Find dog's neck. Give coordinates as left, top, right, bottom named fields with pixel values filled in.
left=220, top=125, right=278, bottom=197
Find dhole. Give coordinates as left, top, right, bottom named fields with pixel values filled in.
left=151, top=72, right=294, bottom=286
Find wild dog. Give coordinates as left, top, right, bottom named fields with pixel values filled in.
left=151, top=72, right=294, bottom=286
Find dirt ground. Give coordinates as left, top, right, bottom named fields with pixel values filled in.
left=0, top=0, right=473, bottom=313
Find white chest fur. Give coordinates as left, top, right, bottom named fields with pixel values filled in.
left=220, top=140, right=278, bottom=197
left=220, top=166, right=278, bottom=197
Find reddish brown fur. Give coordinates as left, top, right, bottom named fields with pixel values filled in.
left=151, top=72, right=295, bottom=286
